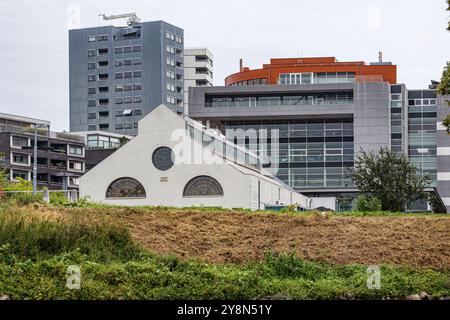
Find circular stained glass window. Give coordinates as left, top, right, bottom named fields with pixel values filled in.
left=152, top=147, right=175, bottom=171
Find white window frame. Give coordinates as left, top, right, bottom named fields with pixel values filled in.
left=68, top=145, right=85, bottom=157
left=10, top=135, right=30, bottom=149
left=10, top=169, right=31, bottom=182
left=10, top=152, right=31, bottom=166
left=67, top=160, right=85, bottom=173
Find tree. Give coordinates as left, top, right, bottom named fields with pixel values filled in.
left=348, top=148, right=431, bottom=212
left=439, top=1, right=450, bottom=130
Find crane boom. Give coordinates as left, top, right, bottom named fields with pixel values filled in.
left=99, top=13, right=141, bottom=26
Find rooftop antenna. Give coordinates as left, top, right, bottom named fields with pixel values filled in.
left=99, top=13, right=141, bottom=26
left=378, top=51, right=383, bottom=63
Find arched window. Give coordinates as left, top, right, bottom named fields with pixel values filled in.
left=106, top=177, right=146, bottom=199
left=183, top=176, right=224, bottom=197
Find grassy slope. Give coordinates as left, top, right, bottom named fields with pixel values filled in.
left=0, top=203, right=449, bottom=300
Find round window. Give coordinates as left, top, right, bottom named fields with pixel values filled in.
left=152, top=147, right=175, bottom=171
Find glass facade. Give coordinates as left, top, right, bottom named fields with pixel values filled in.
left=278, top=72, right=355, bottom=85
left=407, top=91, right=437, bottom=185
left=224, top=119, right=354, bottom=189
left=390, top=87, right=406, bottom=153
left=205, top=91, right=354, bottom=108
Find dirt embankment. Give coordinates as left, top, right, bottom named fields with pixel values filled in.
left=26, top=206, right=450, bottom=270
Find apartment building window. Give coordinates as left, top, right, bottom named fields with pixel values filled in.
left=133, top=97, right=142, bottom=103
left=115, top=47, right=123, bottom=54
left=124, top=46, right=132, bottom=53
left=123, top=109, right=133, bottom=116
left=166, top=83, right=175, bottom=92
left=133, top=45, right=142, bottom=52
left=88, top=49, right=96, bottom=57
left=124, top=84, right=133, bottom=91
left=69, top=177, right=80, bottom=187
left=98, top=99, right=109, bottom=106
left=88, top=75, right=97, bottom=82
left=98, top=48, right=109, bottom=55
left=124, top=123, right=132, bottom=129
left=115, top=111, right=123, bottom=117
left=11, top=136, right=29, bottom=148
left=124, top=71, right=133, bottom=79
left=166, top=70, right=175, bottom=79
left=99, top=111, right=109, bottom=118
left=176, top=74, right=183, bottom=81
left=134, top=83, right=142, bottom=90
left=115, top=72, right=123, bottom=79
left=166, top=58, right=175, bottom=67
left=133, top=58, right=142, bottom=65
left=124, top=59, right=132, bottom=66
left=175, top=36, right=183, bottom=44
left=166, top=96, right=176, bottom=104
left=88, top=87, right=96, bottom=94
left=69, top=145, right=84, bottom=156
left=115, top=60, right=123, bottom=67
left=88, top=125, right=97, bottom=131
left=134, top=122, right=138, bottom=129
left=166, top=32, right=175, bottom=40
left=115, top=98, right=124, bottom=104
left=12, top=153, right=29, bottom=165
left=98, top=74, right=108, bottom=80
left=97, top=35, right=108, bottom=41
left=88, top=112, right=97, bottom=120
left=134, top=71, right=141, bottom=78
left=98, top=86, right=109, bottom=93
left=88, top=100, right=97, bottom=107
left=99, top=124, right=109, bottom=130
left=98, top=61, right=109, bottom=68
left=115, top=123, right=124, bottom=130
left=115, top=85, right=123, bottom=92
left=88, top=62, right=96, bottom=70
left=88, top=36, right=96, bottom=42
left=12, top=170, right=29, bottom=181
left=133, top=109, right=142, bottom=116
left=176, top=61, right=183, bottom=68
left=166, top=46, right=175, bottom=54
left=124, top=97, right=133, bottom=104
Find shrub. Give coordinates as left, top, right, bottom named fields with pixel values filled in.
left=356, top=195, right=382, bottom=212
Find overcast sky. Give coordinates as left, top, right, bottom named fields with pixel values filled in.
left=0, top=0, right=449, bottom=131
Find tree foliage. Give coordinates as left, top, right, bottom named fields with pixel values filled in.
left=440, top=2, right=450, bottom=130
left=348, top=148, right=431, bottom=212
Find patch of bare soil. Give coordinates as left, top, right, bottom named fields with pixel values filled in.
left=25, top=205, right=450, bottom=269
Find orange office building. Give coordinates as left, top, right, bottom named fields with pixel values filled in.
left=225, top=57, right=397, bottom=86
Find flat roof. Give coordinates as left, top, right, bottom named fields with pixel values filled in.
left=0, top=112, right=50, bottom=126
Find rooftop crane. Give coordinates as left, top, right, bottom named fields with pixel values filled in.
left=99, top=13, right=141, bottom=26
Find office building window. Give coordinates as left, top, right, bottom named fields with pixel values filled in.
left=115, top=123, right=124, bottom=130
left=124, top=46, right=132, bottom=53
left=98, top=98, right=109, bottom=106
left=134, top=122, right=138, bottom=129
left=88, top=112, right=97, bottom=120
left=88, top=75, right=97, bottom=82
left=134, top=83, right=142, bottom=90
left=99, top=111, right=109, bottom=118
left=88, top=62, right=96, bottom=70
left=88, top=100, right=97, bottom=107
left=115, top=72, right=123, bottom=79
left=133, top=45, right=142, bottom=52
left=124, top=84, right=133, bottom=91
left=88, top=87, right=96, bottom=94
left=133, top=109, right=142, bottom=116
left=115, top=47, right=123, bottom=54
left=115, top=98, right=124, bottom=104
left=134, top=71, right=141, bottom=78
left=166, top=46, right=175, bottom=54
left=88, top=36, right=96, bottom=42
left=88, top=125, right=97, bottom=131
left=175, top=36, right=183, bottom=44
left=115, top=111, right=123, bottom=117
left=166, top=32, right=175, bottom=40
left=124, top=123, right=132, bottom=129
left=133, top=96, right=142, bottom=103
left=166, top=83, right=175, bottom=92
left=115, top=60, right=123, bottom=67
left=97, top=35, right=108, bottom=41
left=99, top=124, right=109, bottom=130
left=98, top=74, right=108, bottom=80
left=166, top=96, right=176, bottom=104
left=98, top=86, right=108, bottom=93
left=115, top=85, right=123, bottom=92
left=133, top=58, right=142, bottom=65
left=166, top=58, right=175, bottom=67
left=88, top=49, right=96, bottom=57
left=166, top=71, right=175, bottom=79
left=124, top=71, right=133, bottom=79
left=124, top=59, right=132, bottom=66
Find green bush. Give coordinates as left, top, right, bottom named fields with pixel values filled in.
left=356, top=195, right=382, bottom=212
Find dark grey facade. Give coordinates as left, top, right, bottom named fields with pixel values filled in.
left=0, top=131, right=85, bottom=190
left=69, top=21, right=184, bottom=136
left=188, top=82, right=448, bottom=212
